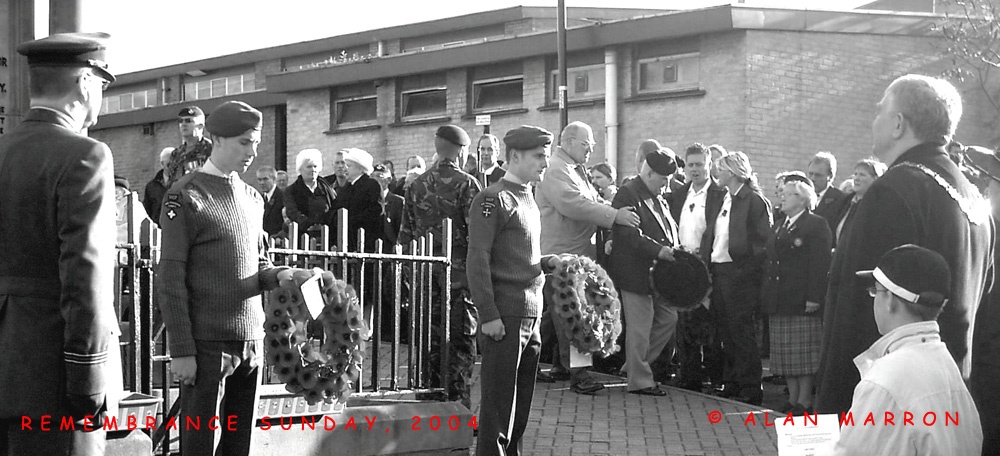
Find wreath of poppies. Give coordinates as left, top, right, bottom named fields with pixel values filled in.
left=549, top=255, right=623, bottom=357
left=264, top=270, right=367, bottom=405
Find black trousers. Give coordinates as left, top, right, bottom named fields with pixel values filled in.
left=476, top=317, right=540, bottom=456
left=0, top=417, right=105, bottom=456
left=710, top=262, right=762, bottom=388
left=677, top=305, right=724, bottom=386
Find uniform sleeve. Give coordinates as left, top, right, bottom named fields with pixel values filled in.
left=157, top=187, right=198, bottom=357
left=257, top=230, right=289, bottom=291
left=537, top=165, right=617, bottom=229
left=807, top=217, right=833, bottom=305
left=467, top=192, right=510, bottom=323
left=57, top=142, right=117, bottom=402
left=398, top=183, right=419, bottom=248
left=610, top=187, right=662, bottom=263
left=834, top=381, right=911, bottom=456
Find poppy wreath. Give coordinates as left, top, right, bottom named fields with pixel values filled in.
left=264, top=269, right=367, bottom=406
left=548, top=255, right=623, bottom=357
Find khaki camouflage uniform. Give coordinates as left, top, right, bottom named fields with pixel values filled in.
left=400, top=158, right=482, bottom=409
left=166, top=136, right=213, bottom=188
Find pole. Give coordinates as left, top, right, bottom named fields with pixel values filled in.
left=556, top=0, right=568, bottom=135
left=49, top=0, right=83, bottom=34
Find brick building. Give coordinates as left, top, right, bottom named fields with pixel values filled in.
left=90, top=4, right=998, bottom=203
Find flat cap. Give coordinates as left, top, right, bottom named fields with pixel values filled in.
left=857, top=244, right=951, bottom=308
left=780, top=171, right=813, bottom=188
left=646, top=147, right=678, bottom=176
left=206, top=101, right=262, bottom=138
left=342, top=148, right=374, bottom=174
left=178, top=106, right=205, bottom=119
left=436, top=125, right=471, bottom=146
left=17, top=32, right=115, bottom=83
left=503, top=125, right=553, bottom=151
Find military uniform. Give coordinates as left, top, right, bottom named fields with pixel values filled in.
left=166, top=136, right=213, bottom=187
left=400, top=156, right=482, bottom=409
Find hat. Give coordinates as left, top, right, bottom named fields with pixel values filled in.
left=436, top=125, right=471, bottom=147
left=649, top=251, right=712, bottom=311
left=645, top=148, right=678, bottom=176
left=781, top=171, right=813, bottom=188
left=17, top=32, right=115, bottom=83
left=342, top=148, right=374, bottom=174
left=178, top=106, right=205, bottom=119
left=206, top=101, right=262, bottom=138
left=113, top=175, right=130, bottom=191
left=503, top=125, right=554, bottom=151
left=856, top=244, right=951, bottom=308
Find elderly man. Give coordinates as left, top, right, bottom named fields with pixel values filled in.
left=817, top=74, right=994, bottom=415
left=371, top=164, right=405, bottom=246
left=400, top=125, right=482, bottom=409
left=334, top=148, right=382, bottom=253
left=0, top=32, right=120, bottom=455
left=143, top=146, right=174, bottom=224
left=610, top=148, right=681, bottom=396
left=807, top=151, right=849, bottom=232
left=166, top=106, right=212, bottom=187
left=256, top=165, right=285, bottom=238
left=536, top=121, right=640, bottom=394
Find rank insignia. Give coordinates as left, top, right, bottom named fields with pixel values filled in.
left=481, top=197, right=497, bottom=218
left=164, top=193, right=181, bottom=209
left=166, top=209, right=177, bottom=220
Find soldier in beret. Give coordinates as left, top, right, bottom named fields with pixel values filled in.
left=400, top=125, right=482, bottom=409
left=468, top=125, right=560, bottom=456
left=158, top=101, right=312, bottom=455
left=0, top=32, right=119, bottom=454
left=166, top=105, right=213, bottom=188
left=610, top=148, right=681, bottom=396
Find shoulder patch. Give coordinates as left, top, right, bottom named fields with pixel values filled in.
left=480, top=196, right=497, bottom=218
left=164, top=193, right=181, bottom=208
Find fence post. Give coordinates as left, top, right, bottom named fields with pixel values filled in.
left=391, top=243, right=402, bottom=391
left=441, top=219, right=452, bottom=402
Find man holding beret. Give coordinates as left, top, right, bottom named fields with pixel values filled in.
left=536, top=121, right=639, bottom=394
left=0, top=32, right=119, bottom=455
left=468, top=125, right=560, bottom=456
left=166, top=105, right=213, bottom=188
left=610, top=148, right=681, bottom=396
left=158, top=101, right=305, bottom=455
left=835, top=245, right=982, bottom=455
left=401, top=125, right=482, bottom=410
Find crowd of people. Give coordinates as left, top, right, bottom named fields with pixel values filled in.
left=1, top=31, right=997, bottom=456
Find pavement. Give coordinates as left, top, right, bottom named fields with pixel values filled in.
left=468, top=362, right=785, bottom=456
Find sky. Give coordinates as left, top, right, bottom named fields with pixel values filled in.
left=35, top=0, right=869, bottom=74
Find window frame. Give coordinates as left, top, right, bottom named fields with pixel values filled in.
left=635, top=52, right=701, bottom=95
left=470, top=75, right=524, bottom=113
left=399, top=85, right=448, bottom=121
left=549, top=63, right=607, bottom=103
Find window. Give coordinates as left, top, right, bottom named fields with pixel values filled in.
left=142, top=123, right=155, bottom=136
left=637, top=52, right=700, bottom=93
left=183, top=72, right=257, bottom=101
left=100, top=88, right=158, bottom=114
left=469, top=62, right=523, bottom=113
left=332, top=82, right=378, bottom=126
left=399, top=72, right=447, bottom=120
left=549, top=64, right=606, bottom=102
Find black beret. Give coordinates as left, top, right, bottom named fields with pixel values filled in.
left=503, top=125, right=553, bottom=151
left=857, top=244, right=951, bottom=308
left=436, top=125, right=471, bottom=146
left=114, top=175, right=130, bottom=191
left=178, top=106, right=205, bottom=118
left=645, top=148, right=678, bottom=176
left=650, top=251, right=712, bottom=311
left=206, top=101, right=262, bottom=138
left=17, top=32, right=115, bottom=83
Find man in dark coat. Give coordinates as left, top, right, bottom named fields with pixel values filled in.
left=0, top=32, right=120, bottom=454
left=372, top=164, right=404, bottom=245
left=255, top=165, right=285, bottom=238
left=808, top=151, right=850, bottom=233
left=335, top=148, right=383, bottom=253
left=143, top=146, right=174, bottom=225
left=816, top=74, right=994, bottom=414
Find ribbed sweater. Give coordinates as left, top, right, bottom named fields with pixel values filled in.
left=467, top=179, right=545, bottom=322
left=158, top=171, right=284, bottom=357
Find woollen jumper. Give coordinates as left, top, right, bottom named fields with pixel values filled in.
left=158, top=171, right=286, bottom=357
left=467, top=178, right=550, bottom=323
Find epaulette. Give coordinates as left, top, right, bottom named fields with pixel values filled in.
left=894, top=161, right=990, bottom=226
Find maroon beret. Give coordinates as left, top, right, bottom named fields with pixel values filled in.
left=206, top=101, right=262, bottom=138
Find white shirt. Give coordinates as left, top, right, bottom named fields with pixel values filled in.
left=200, top=158, right=238, bottom=180
left=782, top=209, right=805, bottom=230
left=835, top=321, right=982, bottom=455
left=678, top=181, right=709, bottom=252
left=711, top=191, right=733, bottom=264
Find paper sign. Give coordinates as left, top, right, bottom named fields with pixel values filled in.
left=774, top=413, right=841, bottom=456
left=475, top=114, right=491, bottom=126
left=569, top=347, right=592, bottom=368
left=300, top=274, right=325, bottom=320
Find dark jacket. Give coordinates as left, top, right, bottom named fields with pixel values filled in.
left=701, top=182, right=773, bottom=266
left=335, top=173, right=383, bottom=252
left=262, top=187, right=285, bottom=237
left=143, top=169, right=169, bottom=225
left=667, top=179, right=727, bottom=264
left=761, top=211, right=832, bottom=316
left=380, top=191, right=404, bottom=246
left=0, top=109, right=118, bottom=418
left=830, top=191, right=860, bottom=247
left=283, top=176, right=336, bottom=231
left=817, top=142, right=995, bottom=414
left=610, top=176, right=679, bottom=295
left=813, top=185, right=850, bottom=233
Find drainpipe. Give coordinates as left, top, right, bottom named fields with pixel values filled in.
left=50, top=0, right=84, bottom=34
left=604, top=47, right=619, bottom=173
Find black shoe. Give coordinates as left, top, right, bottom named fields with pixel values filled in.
left=536, top=370, right=556, bottom=383
left=734, top=385, right=763, bottom=406
left=675, top=379, right=703, bottom=393
left=788, top=404, right=807, bottom=415
left=571, top=378, right=605, bottom=395
left=713, top=383, right=740, bottom=399
left=776, top=402, right=796, bottom=414
left=629, top=386, right=667, bottom=396
left=549, top=368, right=571, bottom=381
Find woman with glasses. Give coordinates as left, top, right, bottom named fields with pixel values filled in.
left=762, top=178, right=832, bottom=414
